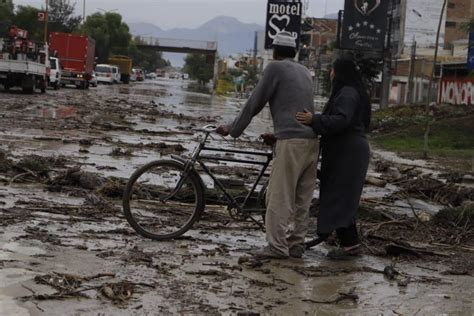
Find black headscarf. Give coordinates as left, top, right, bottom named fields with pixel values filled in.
left=329, top=58, right=371, bottom=130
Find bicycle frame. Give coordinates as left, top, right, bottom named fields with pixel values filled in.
left=172, top=129, right=272, bottom=215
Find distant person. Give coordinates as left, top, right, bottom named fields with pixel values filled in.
left=217, top=32, right=318, bottom=259
left=296, top=57, right=371, bottom=259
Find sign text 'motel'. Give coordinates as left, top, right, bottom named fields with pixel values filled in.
left=265, top=1, right=302, bottom=49
left=340, top=0, right=389, bottom=51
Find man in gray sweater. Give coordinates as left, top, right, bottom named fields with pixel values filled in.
left=217, top=32, right=319, bottom=259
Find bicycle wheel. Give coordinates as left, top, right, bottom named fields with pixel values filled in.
left=123, top=160, right=205, bottom=240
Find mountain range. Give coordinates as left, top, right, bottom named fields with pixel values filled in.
left=128, top=16, right=264, bottom=66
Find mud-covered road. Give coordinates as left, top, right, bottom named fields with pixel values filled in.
left=1, top=79, right=473, bottom=315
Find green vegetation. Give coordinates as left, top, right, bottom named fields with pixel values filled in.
left=80, top=12, right=132, bottom=63
left=371, top=105, right=474, bottom=171
left=183, top=54, right=214, bottom=85
left=0, top=0, right=14, bottom=35
left=215, top=79, right=234, bottom=96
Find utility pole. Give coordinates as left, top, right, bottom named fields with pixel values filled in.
left=43, top=0, right=49, bottom=43
left=406, top=39, right=417, bottom=104
left=380, top=12, right=393, bottom=109
left=423, top=0, right=447, bottom=158
left=83, top=0, right=86, bottom=23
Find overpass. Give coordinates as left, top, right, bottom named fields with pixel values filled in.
left=136, top=37, right=217, bottom=55
left=136, top=37, right=218, bottom=86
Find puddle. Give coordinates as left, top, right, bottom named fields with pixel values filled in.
left=0, top=295, right=30, bottom=316
left=0, top=242, right=46, bottom=260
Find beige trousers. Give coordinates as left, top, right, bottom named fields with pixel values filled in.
left=265, top=138, right=319, bottom=256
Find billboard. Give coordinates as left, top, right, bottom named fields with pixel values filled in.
left=340, top=0, right=389, bottom=51
left=264, top=1, right=302, bottom=49
left=404, top=0, right=446, bottom=48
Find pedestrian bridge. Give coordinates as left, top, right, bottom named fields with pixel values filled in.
left=135, top=37, right=218, bottom=55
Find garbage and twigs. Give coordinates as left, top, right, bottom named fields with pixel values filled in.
left=100, top=281, right=135, bottom=303
left=302, top=287, right=358, bottom=304
left=110, top=147, right=133, bottom=157
left=394, top=175, right=474, bottom=207
left=23, top=272, right=153, bottom=304
left=238, top=256, right=268, bottom=269
left=22, top=272, right=116, bottom=301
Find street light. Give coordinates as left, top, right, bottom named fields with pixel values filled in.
left=97, top=8, right=118, bottom=13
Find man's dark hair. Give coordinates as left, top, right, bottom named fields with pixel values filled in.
left=273, top=45, right=297, bottom=59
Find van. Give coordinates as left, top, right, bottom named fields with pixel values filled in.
left=111, top=65, right=120, bottom=83
left=95, top=64, right=114, bottom=84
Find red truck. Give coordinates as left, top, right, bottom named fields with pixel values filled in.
left=49, top=32, right=95, bottom=89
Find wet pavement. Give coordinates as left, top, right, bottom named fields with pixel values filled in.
left=0, top=79, right=473, bottom=315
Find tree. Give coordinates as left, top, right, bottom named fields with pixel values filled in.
left=47, top=0, right=82, bottom=33
left=460, top=18, right=474, bottom=33
left=0, top=0, right=14, bottom=36
left=129, top=37, right=169, bottom=72
left=183, top=54, right=214, bottom=85
left=81, top=12, right=131, bottom=63
left=13, top=6, right=42, bottom=40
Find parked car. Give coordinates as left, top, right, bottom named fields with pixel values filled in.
left=133, top=68, right=144, bottom=82
left=146, top=72, right=157, bottom=80
left=130, top=69, right=137, bottom=82
left=89, top=71, right=98, bottom=87
left=48, top=56, right=61, bottom=90
left=95, top=64, right=114, bottom=84
left=111, top=65, right=120, bottom=83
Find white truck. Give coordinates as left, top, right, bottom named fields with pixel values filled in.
left=0, top=26, right=47, bottom=94
left=48, top=56, right=61, bottom=90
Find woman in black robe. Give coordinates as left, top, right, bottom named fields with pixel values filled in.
left=296, top=58, right=371, bottom=258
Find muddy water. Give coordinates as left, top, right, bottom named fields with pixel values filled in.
left=1, top=79, right=473, bottom=315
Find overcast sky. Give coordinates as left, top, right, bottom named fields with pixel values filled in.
left=13, top=0, right=345, bottom=29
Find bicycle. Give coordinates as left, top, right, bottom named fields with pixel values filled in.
left=122, top=124, right=272, bottom=241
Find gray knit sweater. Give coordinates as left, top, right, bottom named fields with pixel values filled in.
left=229, top=59, right=316, bottom=139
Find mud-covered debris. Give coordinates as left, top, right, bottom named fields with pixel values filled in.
left=121, top=247, right=153, bottom=266
left=238, top=256, right=266, bottom=268
left=97, top=178, right=126, bottom=198
left=0, top=149, right=13, bottom=173
left=383, top=265, right=400, bottom=280
left=15, top=155, right=69, bottom=176
left=365, top=176, right=387, bottom=188
left=433, top=203, right=474, bottom=228
left=302, top=287, right=358, bottom=304
left=49, top=167, right=106, bottom=190
left=35, top=272, right=83, bottom=291
left=185, top=269, right=233, bottom=279
left=110, top=147, right=133, bottom=157
left=397, top=175, right=474, bottom=206
left=100, top=281, right=134, bottom=303
left=84, top=193, right=120, bottom=213
left=79, top=139, right=93, bottom=146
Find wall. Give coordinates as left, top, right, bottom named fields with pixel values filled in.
left=404, top=0, right=447, bottom=48
left=445, top=0, right=473, bottom=48
left=438, top=76, right=474, bottom=105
